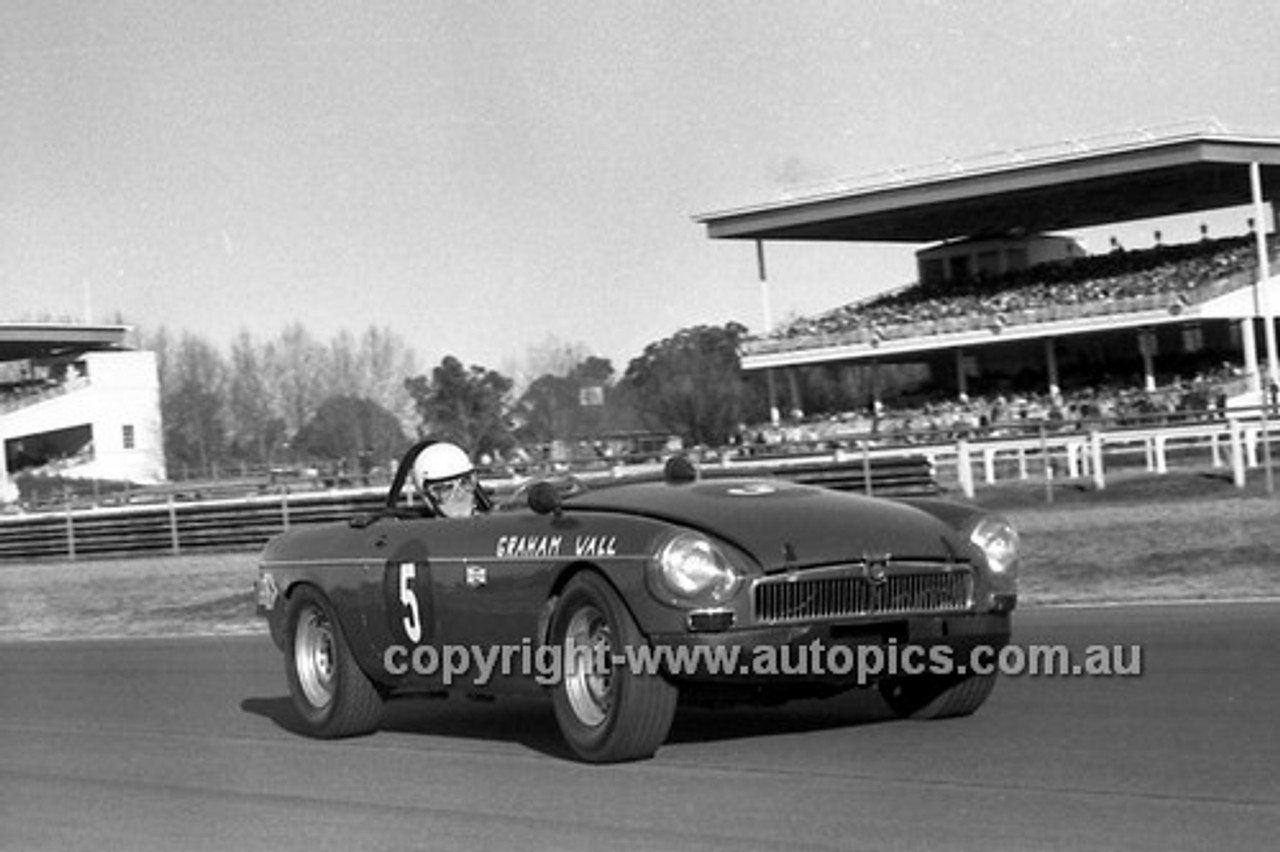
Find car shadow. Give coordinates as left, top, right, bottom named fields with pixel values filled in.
left=241, top=687, right=896, bottom=759
left=240, top=696, right=315, bottom=737
left=240, top=693, right=576, bottom=759
left=667, top=688, right=896, bottom=745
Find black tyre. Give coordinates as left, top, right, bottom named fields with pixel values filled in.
left=549, top=572, right=678, bottom=762
left=284, top=586, right=384, bottom=738
left=879, top=672, right=997, bottom=720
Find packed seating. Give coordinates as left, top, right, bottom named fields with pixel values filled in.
left=757, top=235, right=1277, bottom=349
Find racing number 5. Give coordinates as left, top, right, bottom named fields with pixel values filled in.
left=399, top=563, right=422, bottom=643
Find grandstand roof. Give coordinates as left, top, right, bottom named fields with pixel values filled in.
left=694, top=124, right=1280, bottom=243
left=0, top=323, right=131, bottom=363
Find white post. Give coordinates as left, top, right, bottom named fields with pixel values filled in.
left=1065, top=441, right=1081, bottom=479
left=1229, top=418, right=1247, bottom=488
left=957, top=439, right=974, bottom=498
left=1090, top=430, right=1105, bottom=490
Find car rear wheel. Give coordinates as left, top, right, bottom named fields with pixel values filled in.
left=549, top=572, right=678, bottom=762
left=285, top=586, right=384, bottom=738
left=879, top=672, right=997, bottom=720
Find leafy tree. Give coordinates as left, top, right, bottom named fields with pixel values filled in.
left=405, top=356, right=515, bottom=458
left=292, top=395, right=408, bottom=465
left=515, top=355, right=618, bottom=445
left=515, top=373, right=578, bottom=445
left=621, top=323, right=749, bottom=446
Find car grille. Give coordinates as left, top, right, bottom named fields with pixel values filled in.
left=753, top=565, right=973, bottom=624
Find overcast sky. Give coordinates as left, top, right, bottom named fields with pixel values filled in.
left=4, top=1, right=1279, bottom=376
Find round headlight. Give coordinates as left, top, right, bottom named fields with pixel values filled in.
left=970, top=516, right=1020, bottom=575
left=651, top=532, right=741, bottom=605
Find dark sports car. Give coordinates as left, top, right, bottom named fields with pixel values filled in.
left=256, top=442, right=1019, bottom=763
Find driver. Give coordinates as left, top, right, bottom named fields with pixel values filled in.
left=413, top=442, right=483, bottom=518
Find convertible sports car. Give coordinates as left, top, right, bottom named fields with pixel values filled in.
left=256, top=441, right=1019, bottom=763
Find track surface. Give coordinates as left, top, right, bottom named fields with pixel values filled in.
left=2, top=602, right=1278, bottom=851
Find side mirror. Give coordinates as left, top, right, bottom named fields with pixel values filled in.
left=528, top=480, right=564, bottom=516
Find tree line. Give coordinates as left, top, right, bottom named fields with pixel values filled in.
left=144, top=322, right=763, bottom=478
left=144, top=320, right=921, bottom=479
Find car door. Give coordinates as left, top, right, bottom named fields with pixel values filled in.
left=371, top=509, right=573, bottom=693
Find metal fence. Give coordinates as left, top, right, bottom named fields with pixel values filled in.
left=0, top=455, right=936, bottom=562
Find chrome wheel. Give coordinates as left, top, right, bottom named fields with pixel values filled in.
left=562, top=605, right=613, bottom=727
left=548, top=572, right=679, bottom=762
left=283, top=586, right=384, bottom=738
left=294, top=605, right=336, bottom=709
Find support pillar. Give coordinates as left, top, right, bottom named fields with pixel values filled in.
left=765, top=369, right=780, bottom=427
left=1044, top=337, right=1060, bottom=402
left=1242, top=318, right=1260, bottom=395
left=1250, top=162, right=1279, bottom=391
left=1138, top=328, right=1157, bottom=392
left=870, top=361, right=883, bottom=425
left=955, top=348, right=969, bottom=403
left=786, top=369, right=803, bottom=421
left=756, top=239, right=780, bottom=426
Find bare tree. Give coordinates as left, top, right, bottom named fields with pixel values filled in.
left=227, top=331, right=285, bottom=466
left=269, top=323, right=330, bottom=437
left=160, top=331, right=229, bottom=477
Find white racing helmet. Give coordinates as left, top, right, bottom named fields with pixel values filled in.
left=412, top=442, right=477, bottom=517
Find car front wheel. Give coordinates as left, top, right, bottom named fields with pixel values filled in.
left=284, top=586, right=384, bottom=738
left=548, top=572, right=678, bottom=762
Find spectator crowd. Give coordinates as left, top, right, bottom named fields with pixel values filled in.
left=757, top=234, right=1276, bottom=350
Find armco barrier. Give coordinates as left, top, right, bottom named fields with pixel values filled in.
left=0, top=456, right=935, bottom=562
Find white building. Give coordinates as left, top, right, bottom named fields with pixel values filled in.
left=1, top=324, right=165, bottom=504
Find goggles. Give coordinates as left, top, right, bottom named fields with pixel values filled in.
left=425, top=474, right=475, bottom=504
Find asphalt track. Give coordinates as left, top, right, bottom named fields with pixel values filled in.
left=2, top=602, right=1277, bottom=852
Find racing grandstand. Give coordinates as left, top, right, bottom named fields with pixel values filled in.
left=695, top=121, right=1280, bottom=430
left=0, top=323, right=164, bottom=505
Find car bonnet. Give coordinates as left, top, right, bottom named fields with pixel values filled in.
left=567, top=478, right=966, bottom=571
